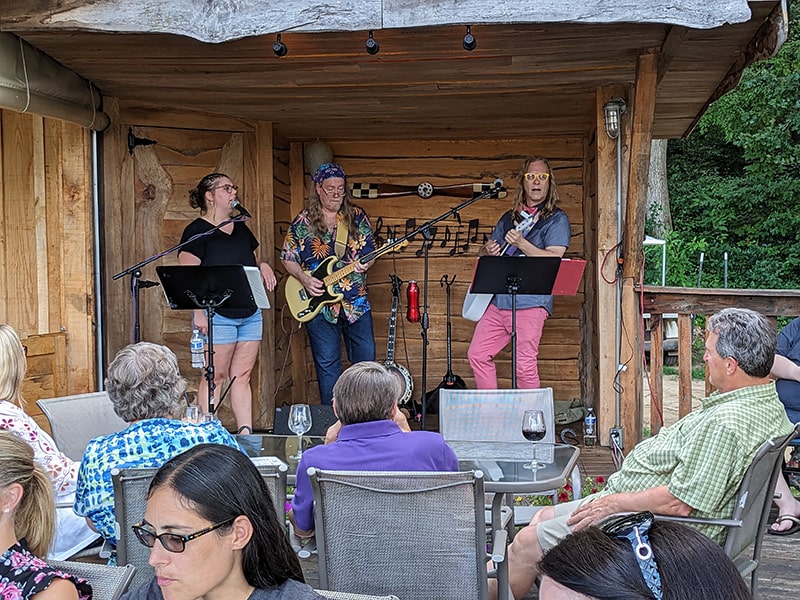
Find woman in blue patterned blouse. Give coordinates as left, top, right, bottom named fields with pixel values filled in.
left=0, top=430, right=92, bottom=599
left=73, top=342, right=239, bottom=551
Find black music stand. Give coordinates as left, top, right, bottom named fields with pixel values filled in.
left=156, top=265, right=262, bottom=416
left=470, top=256, right=561, bottom=388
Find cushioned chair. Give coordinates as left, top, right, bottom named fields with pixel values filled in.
left=48, top=559, right=136, bottom=600
left=315, top=592, right=400, bottom=600
left=438, top=388, right=582, bottom=526
left=656, top=423, right=800, bottom=597
left=309, top=468, right=507, bottom=600
left=37, top=392, right=127, bottom=461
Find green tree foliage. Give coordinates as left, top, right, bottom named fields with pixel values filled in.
left=665, top=0, right=800, bottom=289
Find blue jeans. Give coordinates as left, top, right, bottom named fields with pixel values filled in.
left=305, top=311, right=376, bottom=405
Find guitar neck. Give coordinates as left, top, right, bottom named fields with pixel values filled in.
left=322, top=239, right=404, bottom=287
left=386, top=295, right=398, bottom=362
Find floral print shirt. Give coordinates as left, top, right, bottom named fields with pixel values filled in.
left=0, top=400, right=77, bottom=500
left=74, top=418, right=239, bottom=544
left=281, top=206, right=376, bottom=324
left=0, top=539, right=92, bottom=599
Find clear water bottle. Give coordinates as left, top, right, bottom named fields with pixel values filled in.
left=190, top=329, right=205, bottom=369
left=583, top=407, right=597, bottom=447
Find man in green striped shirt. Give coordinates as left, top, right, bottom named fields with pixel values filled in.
left=502, top=308, right=794, bottom=600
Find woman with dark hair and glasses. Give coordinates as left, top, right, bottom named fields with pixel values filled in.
left=178, top=173, right=277, bottom=433
left=120, top=443, right=325, bottom=600
left=466, top=156, right=571, bottom=390
left=538, top=512, right=751, bottom=600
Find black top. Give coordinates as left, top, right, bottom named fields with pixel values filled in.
left=179, top=218, right=259, bottom=319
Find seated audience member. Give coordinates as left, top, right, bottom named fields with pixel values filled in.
left=500, top=308, right=793, bottom=600
left=120, top=443, right=325, bottom=600
left=0, top=323, right=100, bottom=559
left=767, top=315, right=800, bottom=535
left=538, top=512, right=751, bottom=600
left=74, top=342, right=239, bottom=548
left=0, top=430, right=92, bottom=600
left=290, top=361, right=458, bottom=537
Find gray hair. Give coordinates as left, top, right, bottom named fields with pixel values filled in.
left=706, top=308, right=776, bottom=378
left=105, top=342, right=186, bottom=422
left=332, top=361, right=400, bottom=425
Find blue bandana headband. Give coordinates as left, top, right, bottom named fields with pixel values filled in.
left=313, top=162, right=346, bottom=183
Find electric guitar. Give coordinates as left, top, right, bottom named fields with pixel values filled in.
left=383, top=275, right=414, bottom=408
left=461, top=210, right=539, bottom=321
left=424, top=275, right=466, bottom=414
left=285, top=238, right=408, bottom=323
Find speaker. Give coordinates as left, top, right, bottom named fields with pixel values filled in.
left=273, top=404, right=337, bottom=436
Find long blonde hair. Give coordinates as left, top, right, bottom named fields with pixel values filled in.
left=0, top=324, right=26, bottom=406
left=0, top=430, right=56, bottom=556
left=512, top=156, right=560, bottom=221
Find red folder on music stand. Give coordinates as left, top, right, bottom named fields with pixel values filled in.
left=552, top=259, right=587, bottom=295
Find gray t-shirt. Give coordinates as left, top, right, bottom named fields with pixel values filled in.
left=120, top=577, right=326, bottom=600
left=489, top=208, right=572, bottom=313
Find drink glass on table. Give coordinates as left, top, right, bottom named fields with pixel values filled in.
left=288, top=404, right=312, bottom=460
left=182, top=405, right=201, bottom=424
left=522, top=409, right=547, bottom=478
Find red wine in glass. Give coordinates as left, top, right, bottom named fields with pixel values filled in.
left=522, top=409, right=547, bottom=474
left=523, top=428, right=546, bottom=442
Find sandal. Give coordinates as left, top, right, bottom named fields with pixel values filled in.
left=767, top=514, right=800, bottom=536
left=237, top=425, right=253, bottom=435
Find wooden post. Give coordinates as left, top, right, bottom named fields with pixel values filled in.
left=619, top=50, right=658, bottom=449
left=288, top=142, right=310, bottom=405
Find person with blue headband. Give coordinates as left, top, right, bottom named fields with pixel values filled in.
left=281, top=163, right=377, bottom=404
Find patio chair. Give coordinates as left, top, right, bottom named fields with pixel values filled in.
left=37, top=391, right=127, bottom=461
left=438, top=388, right=582, bottom=526
left=315, top=592, right=399, bottom=600
left=656, top=423, right=800, bottom=597
left=48, top=559, right=136, bottom=600
left=309, top=468, right=507, bottom=600
left=112, top=466, right=159, bottom=590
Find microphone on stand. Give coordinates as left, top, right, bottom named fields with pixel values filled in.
left=231, top=199, right=251, bottom=218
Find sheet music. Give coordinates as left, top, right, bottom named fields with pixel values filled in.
left=244, top=266, right=271, bottom=309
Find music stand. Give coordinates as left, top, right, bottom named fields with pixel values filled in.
left=470, top=256, right=561, bottom=388
left=156, top=265, right=265, bottom=416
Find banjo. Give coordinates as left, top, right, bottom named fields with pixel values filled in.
left=384, top=275, right=414, bottom=408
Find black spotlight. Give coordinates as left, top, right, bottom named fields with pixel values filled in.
left=272, top=33, right=288, bottom=57
left=462, top=25, right=476, bottom=51
left=365, top=30, right=380, bottom=55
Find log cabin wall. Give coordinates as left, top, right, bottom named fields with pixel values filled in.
left=0, top=108, right=95, bottom=422
left=279, top=137, right=589, bottom=410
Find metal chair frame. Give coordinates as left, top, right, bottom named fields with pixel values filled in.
left=47, top=559, right=136, bottom=600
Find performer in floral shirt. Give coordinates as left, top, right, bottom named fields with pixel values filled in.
left=281, top=163, right=377, bottom=405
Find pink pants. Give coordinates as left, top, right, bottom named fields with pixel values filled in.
left=467, top=304, right=548, bottom=389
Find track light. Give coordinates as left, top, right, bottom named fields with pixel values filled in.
left=272, top=34, right=288, bottom=58
left=365, top=30, right=380, bottom=55
left=462, top=26, right=476, bottom=51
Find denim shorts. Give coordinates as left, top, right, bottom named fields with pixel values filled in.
left=200, top=311, right=263, bottom=345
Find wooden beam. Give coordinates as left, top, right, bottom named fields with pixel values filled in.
left=657, top=26, right=688, bottom=84
left=639, top=286, right=800, bottom=316
left=619, top=49, right=657, bottom=450
left=288, top=142, right=310, bottom=405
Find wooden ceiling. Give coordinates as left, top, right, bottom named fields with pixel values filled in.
left=3, top=2, right=782, bottom=141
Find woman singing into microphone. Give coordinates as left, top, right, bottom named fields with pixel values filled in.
left=466, top=157, right=571, bottom=389
left=178, top=173, right=277, bottom=433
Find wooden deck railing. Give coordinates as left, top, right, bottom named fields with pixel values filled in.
left=638, top=286, right=800, bottom=435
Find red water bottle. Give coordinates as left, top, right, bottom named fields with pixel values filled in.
left=406, top=280, right=420, bottom=323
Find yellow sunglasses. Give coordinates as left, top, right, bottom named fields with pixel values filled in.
left=524, top=172, right=550, bottom=182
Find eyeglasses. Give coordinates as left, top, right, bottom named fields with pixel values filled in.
left=523, top=172, right=550, bottom=182
left=320, top=185, right=346, bottom=197
left=132, top=518, right=235, bottom=553
left=601, top=511, right=663, bottom=600
left=211, top=184, right=238, bottom=193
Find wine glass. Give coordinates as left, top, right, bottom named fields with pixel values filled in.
left=521, top=409, right=547, bottom=478
left=288, top=404, right=312, bottom=460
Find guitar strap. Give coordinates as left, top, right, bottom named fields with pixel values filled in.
left=333, top=216, right=348, bottom=259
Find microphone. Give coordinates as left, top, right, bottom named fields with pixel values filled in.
left=231, top=199, right=251, bottom=218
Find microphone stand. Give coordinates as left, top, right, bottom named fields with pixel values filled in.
left=112, top=213, right=248, bottom=344
left=401, top=182, right=505, bottom=430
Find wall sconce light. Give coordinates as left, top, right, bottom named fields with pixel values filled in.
left=272, top=34, right=288, bottom=58
left=603, top=98, right=627, bottom=138
left=365, top=30, right=380, bottom=55
left=462, top=26, right=476, bottom=51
